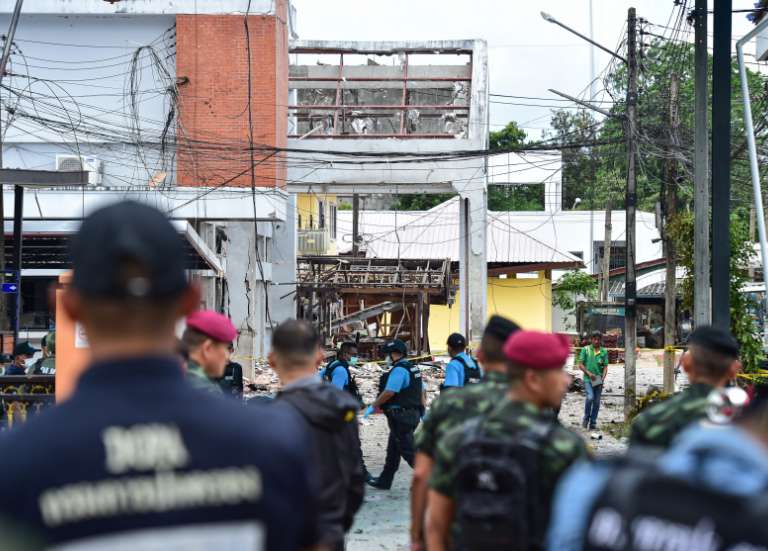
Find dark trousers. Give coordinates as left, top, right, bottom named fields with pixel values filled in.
left=584, top=379, right=603, bottom=427
left=378, top=408, right=419, bottom=487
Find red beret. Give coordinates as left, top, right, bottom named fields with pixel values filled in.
left=503, top=330, right=571, bottom=370
left=186, top=310, right=237, bottom=343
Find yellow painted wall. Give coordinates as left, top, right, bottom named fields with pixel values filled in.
left=296, top=193, right=338, bottom=254
left=428, top=272, right=552, bottom=353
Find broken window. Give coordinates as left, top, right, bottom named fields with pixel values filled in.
left=289, top=49, right=472, bottom=138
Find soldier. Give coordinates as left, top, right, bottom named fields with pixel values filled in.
left=181, top=310, right=237, bottom=394
left=366, top=339, right=424, bottom=490
left=427, top=330, right=587, bottom=551
left=0, top=201, right=320, bottom=550
left=630, top=325, right=740, bottom=449
left=410, top=315, right=520, bottom=551
left=548, top=387, right=768, bottom=551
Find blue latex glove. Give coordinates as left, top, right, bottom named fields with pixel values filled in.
left=363, top=405, right=375, bottom=419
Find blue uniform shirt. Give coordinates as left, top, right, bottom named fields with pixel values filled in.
left=0, top=356, right=319, bottom=550
left=322, top=360, right=350, bottom=390
left=4, top=364, right=25, bottom=375
left=384, top=364, right=411, bottom=393
left=443, top=352, right=478, bottom=388
left=547, top=424, right=768, bottom=551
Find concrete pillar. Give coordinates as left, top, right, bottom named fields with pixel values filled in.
left=197, top=222, right=218, bottom=310
left=458, top=188, right=487, bottom=346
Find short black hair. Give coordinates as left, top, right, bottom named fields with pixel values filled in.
left=481, top=316, right=520, bottom=364
left=272, top=319, right=320, bottom=360
left=688, top=325, right=739, bottom=379
left=339, top=342, right=357, bottom=356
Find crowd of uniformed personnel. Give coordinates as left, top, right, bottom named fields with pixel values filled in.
left=0, top=200, right=766, bottom=550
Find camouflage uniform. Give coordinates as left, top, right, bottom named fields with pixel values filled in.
left=429, top=398, right=587, bottom=506
left=629, top=382, right=713, bottom=449
left=186, top=359, right=223, bottom=394
left=415, top=370, right=509, bottom=459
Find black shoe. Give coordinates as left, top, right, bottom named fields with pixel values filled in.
left=366, top=477, right=391, bottom=490
left=581, top=419, right=588, bottom=429
left=589, top=424, right=597, bottom=430
left=364, top=470, right=376, bottom=484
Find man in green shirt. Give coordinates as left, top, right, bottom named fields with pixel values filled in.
left=578, top=330, right=609, bottom=429
left=181, top=310, right=237, bottom=394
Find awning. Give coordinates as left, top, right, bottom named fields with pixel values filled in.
left=1, top=220, right=222, bottom=275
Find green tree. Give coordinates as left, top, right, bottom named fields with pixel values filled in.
left=394, top=120, right=540, bottom=211
left=553, top=270, right=599, bottom=331
left=668, top=210, right=763, bottom=373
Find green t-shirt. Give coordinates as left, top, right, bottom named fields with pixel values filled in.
left=579, top=344, right=608, bottom=382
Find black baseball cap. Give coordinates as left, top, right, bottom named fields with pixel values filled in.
left=13, top=342, right=38, bottom=357
left=687, top=325, right=739, bottom=358
left=383, top=339, right=407, bottom=355
left=70, top=201, right=189, bottom=300
left=447, top=333, right=467, bottom=348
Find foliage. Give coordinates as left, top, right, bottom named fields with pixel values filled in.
left=489, top=120, right=527, bottom=151
left=394, top=120, right=542, bottom=211
left=338, top=201, right=352, bottom=211
left=553, top=270, right=599, bottom=312
left=548, top=40, right=768, bottom=215
left=667, top=210, right=764, bottom=373
left=392, top=193, right=454, bottom=211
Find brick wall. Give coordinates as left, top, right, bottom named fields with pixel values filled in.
left=175, top=1, right=288, bottom=188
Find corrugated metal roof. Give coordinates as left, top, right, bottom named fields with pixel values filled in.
left=337, top=198, right=582, bottom=265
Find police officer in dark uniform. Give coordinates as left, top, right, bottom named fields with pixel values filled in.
left=367, top=339, right=424, bottom=490
left=0, top=201, right=319, bottom=550
left=321, top=342, right=362, bottom=402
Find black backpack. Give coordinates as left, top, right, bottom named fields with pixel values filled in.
left=453, top=417, right=555, bottom=551
left=324, top=360, right=363, bottom=405
left=454, top=354, right=483, bottom=385
left=583, top=453, right=768, bottom=551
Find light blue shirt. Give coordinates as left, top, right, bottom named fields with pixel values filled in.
left=330, top=365, right=349, bottom=390
left=547, top=424, right=768, bottom=551
left=444, top=352, right=477, bottom=388
left=319, top=361, right=349, bottom=390
left=384, top=365, right=411, bottom=393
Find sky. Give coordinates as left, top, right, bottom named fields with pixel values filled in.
left=292, top=0, right=762, bottom=139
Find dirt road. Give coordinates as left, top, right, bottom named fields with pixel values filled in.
left=347, top=352, right=676, bottom=550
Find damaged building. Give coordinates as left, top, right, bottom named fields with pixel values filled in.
left=287, top=40, right=491, bottom=348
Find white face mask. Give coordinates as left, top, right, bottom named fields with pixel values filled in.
left=24, top=358, right=37, bottom=368
left=385, top=355, right=393, bottom=367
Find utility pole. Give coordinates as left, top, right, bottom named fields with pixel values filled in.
left=0, top=0, right=24, bottom=344
left=712, top=0, right=731, bottom=330
left=624, top=7, right=638, bottom=420
left=663, top=74, right=680, bottom=394
left=352, top=194, right=360, bottom=257
left=693, top=0, right=710, bottom=327
left=600, top=201, right=612, bottom=301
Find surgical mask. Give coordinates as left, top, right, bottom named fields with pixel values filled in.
left=349, top=356, right=359, bottom=366
left=386, top=355, right=393, bottom=367
left=24, top=358, right=37, bottom=368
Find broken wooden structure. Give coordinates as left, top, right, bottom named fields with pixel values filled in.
left=296, top=256, right=453, bottom=356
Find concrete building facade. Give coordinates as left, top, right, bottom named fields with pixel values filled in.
left=0, top=0, right=298, bottom=367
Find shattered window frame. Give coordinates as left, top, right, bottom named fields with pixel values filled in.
left=288, top=49, right=472, bottom=139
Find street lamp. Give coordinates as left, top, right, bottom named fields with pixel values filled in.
left=540, top=11, right=627, bottom=64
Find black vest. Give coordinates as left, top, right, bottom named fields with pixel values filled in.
left=379, top=360, right=422, bottom=410
left=323, top=359, right=350, bottom=389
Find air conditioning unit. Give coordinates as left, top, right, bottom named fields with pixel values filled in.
left=55, top=155, right=103, bottom=186
left=298, top=229, right=330, bottom=255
